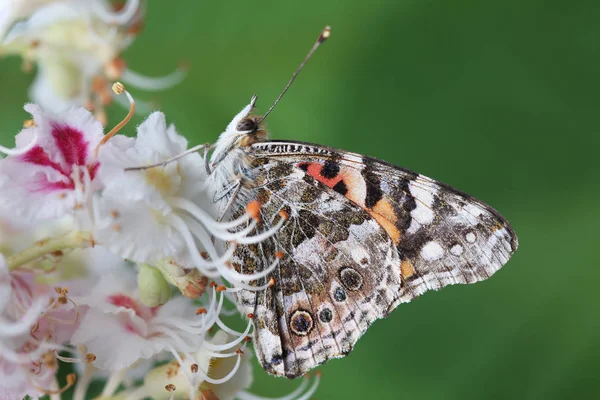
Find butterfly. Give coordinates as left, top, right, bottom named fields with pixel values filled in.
left=205, top=27, right=518, bottom=379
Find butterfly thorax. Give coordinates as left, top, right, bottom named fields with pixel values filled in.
left=208, top=104, right=268, bottom=217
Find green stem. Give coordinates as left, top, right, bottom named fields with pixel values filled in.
left=6, top=231, right=93, bottom=271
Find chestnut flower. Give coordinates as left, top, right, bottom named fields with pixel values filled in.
left=0, top=103, right=103, bottom=221
left=0, top=254, right=79, bottom=399
left=0, top=0, right=185, bottom=121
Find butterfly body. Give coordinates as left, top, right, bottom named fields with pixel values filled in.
left=208, top=102, right=518, bottom=378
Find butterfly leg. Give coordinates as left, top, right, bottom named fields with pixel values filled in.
left=215, top=178, right=243, bottom=222
left=203, top=145, right=212, bottom=175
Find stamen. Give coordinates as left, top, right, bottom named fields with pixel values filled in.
left=203, top=321, right=253, bottom=352
left=236, top=372, right=320, bottom=400
left=0, top=133, right=38, bottom=156
left=166, top=383, right=176, bottom=400
left=191, top=363, right=199, bottom=373
left=234, top=216, right=286, bottom=245
left=94, top=82, right=135, bottom=154
left=122, top=65, right=187, bottom=91
left=36, top=373, right=76, bottom=395
left=219, top=256, right=281, bottom=285
left=91, top=0, right=140, bottom=25
left=23, top=119, right=35, bottom=128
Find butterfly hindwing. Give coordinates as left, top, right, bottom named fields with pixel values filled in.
left=231, top=158, right=402, bottom=378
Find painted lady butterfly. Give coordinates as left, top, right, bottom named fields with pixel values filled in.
left=206, top=27, right=518, bottom=378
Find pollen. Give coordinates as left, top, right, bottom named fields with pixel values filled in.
left=246, top=200, right=262, bottom=222
left=216, top=285, right=227, bottom=292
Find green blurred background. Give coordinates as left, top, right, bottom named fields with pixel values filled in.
left=1, top=0, right=599, bottom=399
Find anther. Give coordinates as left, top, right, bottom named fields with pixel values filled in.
left=110, top=209, right=120, bottom=218
left=247, top=313, right=255, bottom=319
left=191, top=363, right=199, bottom=373
left=216, top=285, right=227, bottom=293
left=275, top=251, right=284, bottom=259
left=315, top=370, right=323, bottom=378
left=85, top=353, right=96, bottom=363
left=196, top=307, right=207, bottom=315
left=244, top=336, right=252, bottom=343
left=112, top=82, right=125, bottom=95
left=210, top=281, right=217, bottom=288
left=279, top=210, right=289, bottom=220
left=236, top=349, right=244, bottom=356
left=200, top=251, right=209, bottom=259
left=246, top=200, right=262, bottom=222
left=165, top=384, right=176, bottom=392
left=268, top=277, right=276, bottom=287
left=67, top=373, right=77, bottom=385
left=23, top=119, right=35, bottom=128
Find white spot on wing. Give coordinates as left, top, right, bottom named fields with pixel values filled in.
left=421, top=241, right=445, bottom=261
left=450, top=244, right=464, bottom=256
left=466, top=232, right=476, bottom=243
left=407, top=178, right=436, bottom=234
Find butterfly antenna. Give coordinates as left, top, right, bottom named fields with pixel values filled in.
left=256, top=26, right=331, bottom=124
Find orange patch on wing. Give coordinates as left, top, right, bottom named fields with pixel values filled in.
left=371, top=198, right=398, bottom=224
left=371, top=213, right=401, bottom=245
left=368, top=198, right=401, bottom=244
left=400, top=260, right=416, bottom=278
left=305, top=163, right=342, bottom=187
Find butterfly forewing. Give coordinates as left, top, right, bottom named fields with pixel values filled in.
left=233, top=140, right=517, bottom=378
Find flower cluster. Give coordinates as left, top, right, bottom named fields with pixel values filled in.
left=0, top=82, right=319, bottom=399
left=0, top=0, right=185, bottom=123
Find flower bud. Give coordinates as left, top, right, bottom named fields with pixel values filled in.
left=138, top=264, right=171, bottom=307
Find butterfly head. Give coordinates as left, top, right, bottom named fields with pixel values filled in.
left=210, top=95, right=268, bottom=165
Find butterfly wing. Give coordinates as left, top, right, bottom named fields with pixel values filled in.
left=250, top=141, right=518, bottom=305
left=231, top=159, right=402, bottom=378
left=233, top=140, right=517, bottom=378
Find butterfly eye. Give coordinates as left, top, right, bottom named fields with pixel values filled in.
left=237, top=118, right=258, bottom=132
